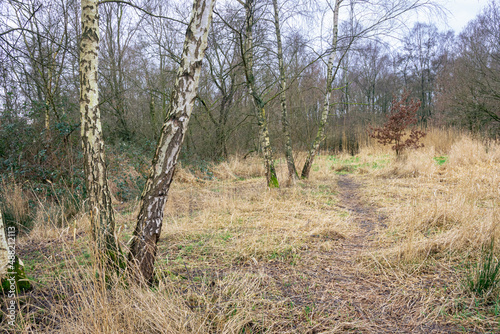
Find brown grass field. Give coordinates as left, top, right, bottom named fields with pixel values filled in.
left=1, top=128, right=499, bottom=333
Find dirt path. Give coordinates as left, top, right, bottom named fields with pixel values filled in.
left=255, top=174, right=462, bottom=333
left=336, top=174, right=386, bottom=238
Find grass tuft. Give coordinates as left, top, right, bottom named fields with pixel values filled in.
left=466, top=237, right=500, bottom=298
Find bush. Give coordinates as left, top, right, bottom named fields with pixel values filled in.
left=369, top=90, right=426, bottom=155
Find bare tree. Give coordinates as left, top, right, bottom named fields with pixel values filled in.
left=6, top=0, right=72, bottom=134
left=399, top=22, right=452, bottom=124
left=301, top=0, right=438, bottom=178
left=301, top=0, right=342, bottom=179
left=100, top=2, right=145, bottom=141
left=140, top=2, right=181, bottom=138
left=240, top=0, right=279, bottom=188
left=273, top=0, right=298, bottom=183
left=196, top=13, right=245, bottom=160
left=128, top=0, right=216, bottom=282
left=80, top=0, right=120, bottom=263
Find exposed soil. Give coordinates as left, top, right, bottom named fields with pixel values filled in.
left=336, top=174, right=387, bottom=236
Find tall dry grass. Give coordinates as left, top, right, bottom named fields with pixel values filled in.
left=157, top=161, right=351, bottom=266
left=47, top=259, right=278, bottom=334
left=2, top=145, right=355, bottom=332
left=3, top=241, right=286, bottom=334
left=361, top=132, right=500, bottom=267
left=0, top=178, right=31, bottom=230
left=0, top=177, right=83, bottom=243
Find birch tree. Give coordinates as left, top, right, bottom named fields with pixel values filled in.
left=128, top=0, right=216, bottom=282
left=80, top=0, right=120, bottom=262
left=301, top=0, right=342, bottom=179
left=0, top=210, right=8, bottom=280
left=273, top=0, right=298, bottom=183
left=241, top=0, right=279, bottom=188
left=0, top=209, right=30, bottom=291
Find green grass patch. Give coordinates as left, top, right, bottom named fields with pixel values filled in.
left=433, top=156, right=448, bottom=165
left=371, top=159, right=389, bottom=169
left=329, top=155, right=388, bottom=174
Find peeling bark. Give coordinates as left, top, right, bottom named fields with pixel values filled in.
left=128, top=0, right=215, bottom=282
left=0, top=210, right=8, bottom=278
left=80, top=0, right=119, bottom=262
left=0, top=209, right=30, bottom=292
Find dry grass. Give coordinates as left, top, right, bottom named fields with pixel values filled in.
left=2, top=128, right=500, bottom=333
left=50, top=262, right=281, bottom=334
left=147, top=157, right=351, bottom=269
left=0, top=178, right=31, bottom=229
left=354, top=132, right=500, bottom=331
left=362, top=135, right=499, bottom=263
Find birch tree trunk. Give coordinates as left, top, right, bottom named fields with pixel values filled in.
left=0, top=210, right=8, bottom=279
left=301, top=0, right=342, bottom=179
left=128, top=0, right=216, bottom=282
left=80, top=0, right=119, bottom=263
left=272, top=0, right=298, bottom=183
left=242, top=0, right=279, bottom=188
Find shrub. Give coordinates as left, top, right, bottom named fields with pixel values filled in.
left=369, top=91, right=426, bottom=155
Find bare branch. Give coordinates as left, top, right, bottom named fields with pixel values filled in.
left=97, top=0, right=188, bottom=25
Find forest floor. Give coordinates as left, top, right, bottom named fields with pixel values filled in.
left=2, top=134, right=500, bottom=333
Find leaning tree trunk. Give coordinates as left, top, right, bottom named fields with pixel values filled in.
left=80, top=0, right=119, bottom=263
left=128, top=0, right=215, bottom=282
left=272, top=0, right=298, bottom=183
left=301, top=0, right=342, bottom=179
left=242, top=0, right=279, bottom=188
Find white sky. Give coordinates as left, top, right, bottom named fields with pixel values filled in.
left=437, top=0, right=491, bottom=33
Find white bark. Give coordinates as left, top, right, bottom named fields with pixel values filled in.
left=0, top=210, right=8, bottom=277
left=129, top=0, right=216, bottom=281
left=80, top=0, right=118, bottom=260
left=301, top=0, right=342, bottom=179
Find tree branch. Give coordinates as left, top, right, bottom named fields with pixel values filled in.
left=97, top=0, right=187, bottom=25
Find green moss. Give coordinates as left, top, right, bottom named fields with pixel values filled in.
left=106, top=247, right=128, bottom=272
left=269, top=175, right=279, bottom=188
left=1, top=256, right=31, bottom=293
left=268, top=166, right=279, bottom=188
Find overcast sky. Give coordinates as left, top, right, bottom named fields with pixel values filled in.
left=438, top=0, right=491, bottom=33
